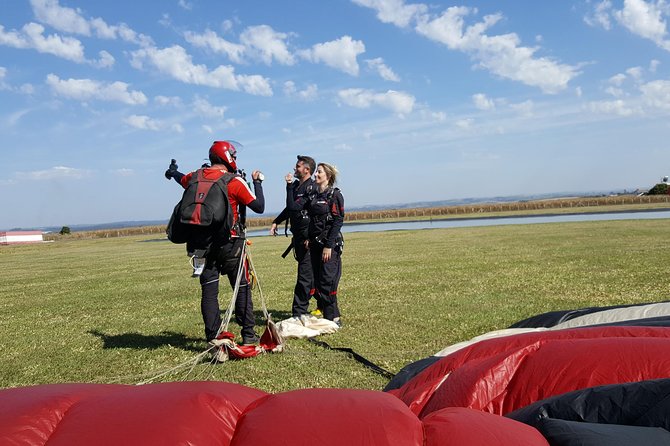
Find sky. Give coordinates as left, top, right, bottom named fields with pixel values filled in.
left=1, top=0, right=670, bottom=230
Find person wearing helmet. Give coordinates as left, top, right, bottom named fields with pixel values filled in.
left=165, top=140, right=265, bottom=346
left=270, top=155, right=317, bottom=318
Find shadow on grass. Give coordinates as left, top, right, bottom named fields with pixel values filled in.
left=255, top=308, right=292, bottom=321
left=88, top=330, right=202, bottom=352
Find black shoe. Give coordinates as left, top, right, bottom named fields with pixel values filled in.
left=242, top=335, right=259, bottom=346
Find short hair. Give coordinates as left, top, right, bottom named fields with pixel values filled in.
left=297, top=155, right=316, bottom=175
left=318, top=162, right=339, bottom=187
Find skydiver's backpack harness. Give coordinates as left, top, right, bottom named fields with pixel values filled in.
left=311, top=187, right=344, bottom=253
left=166, top=169, right=235, bottom=251
left=280, top=181, right=315, bottom=258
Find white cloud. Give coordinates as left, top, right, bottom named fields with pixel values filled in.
left=589, top=99, right=638, bottom=116
left=605, top=86, right=625, bottom=97
left=584, top=0, right=613, bottom=29
left=124, top=114, right=162, bottom=131
left=240, top=25, right=295, bottom=65
left=0, top=22, right=86, bottom=62
left=19, top=166, right=90, bottom=180
left=193, top=97, right=227, bottom=117
left=185, top=25, right=294, bottom=65
left=46, top=74, right=147, bottom=105
left=351, top=0, right=428, bottom=27
left=626, top=65, right=644, bottom=80
left=413, top=7, right=580, bottom=93
left=510, top=100, right=534, bottom=117
left=614, top=0, right=670, bottom=50
left=355, top=1, right=580, bottom=92
left=202, top=125, right=213, bottom=134
left=455, top=118, right=474, bottom=129
left=338, top=88, right=415, bottom=114
left=650, top=59, right=661, bottom=72
left=299, top=35, right=365, bottom=76
left=283, top=81, right=318, bottom=101
left=178, top=0, right=193, bottom=11
left=29, top=0, right=153, bottom=46
left=20, top=83, right=35, bottom=94
left=366, top=57, right=400, bottom=81
left=113, top=168, right=134, bottom=176
left=130, top=45, right=272, bottom=96
left=472, top=93, right=495, bottom=110
left=640, top=79, right=670, bottom=109
left=94, top=50, right=115, bottom=68
left=184, top=29, right=245, bottom=63
left=609, top=73, right=627, bottom=86
left=30, top=0, right=90, bottom=35
left=155, top=95, right=182, bottom=106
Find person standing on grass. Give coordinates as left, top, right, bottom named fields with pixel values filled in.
left=165, top=140, right=265, bottom=346
left=286, top=162, right=344, bottom=325
left=270, top=155, right=318, bottom=319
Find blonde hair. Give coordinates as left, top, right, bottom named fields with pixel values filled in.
left=318, top=163, right=339, bottom=187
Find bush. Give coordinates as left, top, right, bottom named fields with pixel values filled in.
left=646, top=184, right=669, bottom=195
left=59, top=226, right=71, bottom=235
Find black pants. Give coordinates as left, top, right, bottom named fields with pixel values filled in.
left=309, top=242, right=342, bottom=321
left=199, top=238, right=255, bottom=341
left=291, top=237, right=314, bottom=317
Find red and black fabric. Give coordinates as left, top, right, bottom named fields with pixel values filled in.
left=507, top=378, right=670, bottom=431
left=423, top=407, right=550, bottom=446
left=388, top=326, right=670, bottom=418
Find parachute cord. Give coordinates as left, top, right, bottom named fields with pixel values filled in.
left=216, top=239, right=247, bottom=338
left=244, top=246, right=269, bottom=321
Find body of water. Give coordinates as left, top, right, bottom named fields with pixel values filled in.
left=246, top=209, right=670, bottom=238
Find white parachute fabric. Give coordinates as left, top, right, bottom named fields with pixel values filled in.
left=276, top=315, right=340, bottom=339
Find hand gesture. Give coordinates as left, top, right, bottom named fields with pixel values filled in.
left=165, top=159, right=178, bottom=179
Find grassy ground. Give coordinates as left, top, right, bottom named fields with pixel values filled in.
left=2, top=218, right=669, bottom=392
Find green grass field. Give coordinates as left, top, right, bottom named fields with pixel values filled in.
left=1, top=218, right=669, bottom=392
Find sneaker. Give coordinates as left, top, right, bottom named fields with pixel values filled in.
left=241, top=335, right=260, bottom=346
left=310, top=308, right=323, bottom=317
left=333, top=317, right=342, bottom=328
left=191, top=256, right=206, bottom=277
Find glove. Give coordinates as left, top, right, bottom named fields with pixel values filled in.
left=165, top=159, right=178, bottom=179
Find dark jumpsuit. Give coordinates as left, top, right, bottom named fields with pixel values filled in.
left=174, top=169, right=264, bottom=343
left=273, top=178, right=315, bottom=318
left=287, top=183, right=344, bottom=321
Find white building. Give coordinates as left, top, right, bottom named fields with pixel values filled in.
left=0, top=231, right=44, bottom=245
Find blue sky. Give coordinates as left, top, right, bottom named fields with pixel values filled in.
left=1, top=0, right=670, bottom=229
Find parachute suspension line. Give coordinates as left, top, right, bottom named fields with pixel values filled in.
left=244, top=245, right=269, bottom=320
left=136, top=349, right=213, bottom=385
left=217, top=240, right=248, bottom=338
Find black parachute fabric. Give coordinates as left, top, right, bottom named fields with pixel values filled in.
left=535, top=418, right=670, bottom=446
left=506, top=378, right=670, bottom=431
